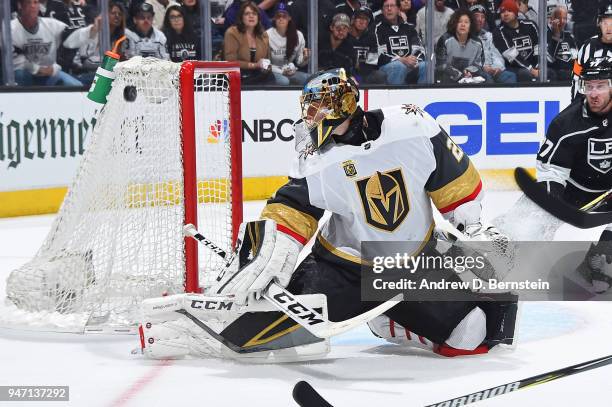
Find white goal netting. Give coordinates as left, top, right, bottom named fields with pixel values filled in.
left=2, top=58, right=240, bottom=333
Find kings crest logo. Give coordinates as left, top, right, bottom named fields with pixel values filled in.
left=356, top=168, right=409, bottom=232
left=587, top=137, right=612, bottom=174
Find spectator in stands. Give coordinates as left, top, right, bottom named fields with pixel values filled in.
left=181, top=0, right=202, bottom=40
left=224, top=0, right=272, bottom=31
left=416, top=0, right=454, bottom=47
left=146, top=0, right=179, bottom=30
left=445, top=0, right=481, bottom=10
left=210, top=0, right=227, bottom=56
left=547, top=5, right=576, bottom=82
left=400, top=0, right=417, bottom=24
left=318, top=13, right=356, bottom=75
left=163, top=4, right=200, bottom=62
left=435, top=9, right=490, bottom=83
left=470, top=4, right=516, bottom=82
left=266, top=2, right=310, bottom=85
left=493, top=0, right=539, bottom=82
left=335, top=0, right=363, bottom=20
left=12, top=0, right=83, bottom=86
left=62, top=2, right=128, bottom=86
left=127, top=0, right=145, bottom=30
left=481, top=0, right=498, bottom=30
left=572, top=0, right=598, bottom=47
left=51, top=0, right=92, bottom=79
left=518, top=0, right=537, bottom=22
left=376, top=0, right=426, bottom=84
left=62, top=0, right=91, bottom=30
left=224, top=1, right=276, bottom=84
left=349, top=6, right=386, bottom=83
left=39, top=0, right=69, bottom=25
left=255, top=0, right=282, bottom=19
left=125, top=2, right=170, bottom=59
left=287, top=0, right=337, bottom=43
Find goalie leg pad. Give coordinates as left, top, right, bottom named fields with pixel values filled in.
left=368, top=307, right=487, bottom=353
left=140, top=319, right=202, bottom=359
left=445, top=306, right=486, bottom=351
left=478, top=292, right=519, bottom=348
left=139, top=293, right=330, bottom=361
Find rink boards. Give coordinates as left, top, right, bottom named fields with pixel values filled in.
left=0, top=86, right=570, bottom=217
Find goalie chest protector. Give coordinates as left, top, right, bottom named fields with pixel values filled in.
left=289, top=105, right=481, bottom=262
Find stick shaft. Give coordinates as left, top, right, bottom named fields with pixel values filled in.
left=425, top=354, right=612, bottom=407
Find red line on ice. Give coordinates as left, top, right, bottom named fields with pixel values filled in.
left=109, top=359, right=173, bottom=407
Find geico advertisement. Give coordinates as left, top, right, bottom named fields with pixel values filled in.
left=1, top=87, right=570, bottom=192
left=369, top=86, right=572, bottom=169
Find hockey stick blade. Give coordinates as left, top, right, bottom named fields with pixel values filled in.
left=293, top=381, right=334, bottom=407
left=425, top=353, right=612, bottom=406
left=514, top=167, right=612, bottom=228
left=183, top=224, right=403, bottom=339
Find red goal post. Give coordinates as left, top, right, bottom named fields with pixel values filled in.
left=180, top=61, right=243, bottom=294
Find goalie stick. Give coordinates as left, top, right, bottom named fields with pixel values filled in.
left=514, top=167, right=612, bottom=228
left=183, top=224, right=403, bottom=339
left=293, top=381, right=333, bottom=407
left=292, top=353, right=612, bottom=407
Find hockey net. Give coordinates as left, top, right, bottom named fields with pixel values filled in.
left=2, top=58, right=242, bottom=333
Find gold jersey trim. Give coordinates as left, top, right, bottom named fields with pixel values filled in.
left=260, top=203, right=319, bottom=241
left=428, top=161, right=481, bottom=211
left=316, top=222, right=435, bottom=266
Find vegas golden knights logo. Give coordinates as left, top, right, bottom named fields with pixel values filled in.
left=401, top=103, right=424, bottom=117
left=356, top=168, right=409, bottom=231
left=343, top=160, right=357, bottom=177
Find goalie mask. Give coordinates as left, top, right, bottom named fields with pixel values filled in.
left=299, top=68, right=360, bottom=150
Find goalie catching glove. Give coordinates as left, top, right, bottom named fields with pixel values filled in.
left=442, top=200, right=516, bottom=281
left=212, top=220, right=304, bottom=304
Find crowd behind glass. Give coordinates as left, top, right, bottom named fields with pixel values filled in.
left=0, top=0, right=605, bottom=88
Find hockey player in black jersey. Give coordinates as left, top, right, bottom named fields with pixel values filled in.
left=571, top=2, right=612, bottom=102
left=139, top=68, right=518, bottom=361
left=537, top=57, right=612, bottom=292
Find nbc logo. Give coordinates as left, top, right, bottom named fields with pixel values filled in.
left=208, top=119, right=229, bottom=143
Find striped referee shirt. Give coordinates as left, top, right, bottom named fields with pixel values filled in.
left=571, top=35, right=612, bottom=101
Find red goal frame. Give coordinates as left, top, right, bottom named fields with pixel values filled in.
left=179, top=61, right=243, bottom=293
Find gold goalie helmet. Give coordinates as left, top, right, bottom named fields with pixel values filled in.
left=299, top=68, right=360, bottom=150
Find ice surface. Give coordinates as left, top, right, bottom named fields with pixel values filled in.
left=0, top=192, right=611, bottom=407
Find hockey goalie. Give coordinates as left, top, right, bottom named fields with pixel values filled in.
left=139, top=68, right=518, bottom=361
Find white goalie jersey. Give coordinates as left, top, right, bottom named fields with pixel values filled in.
left=261, top=105, right=483, bottom=266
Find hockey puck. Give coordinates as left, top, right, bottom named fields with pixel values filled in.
left=292, top=381, right=333, bottom=407
left=124, top=86, right=137, bottom=102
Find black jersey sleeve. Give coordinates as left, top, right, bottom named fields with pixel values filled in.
left=536, top=118, right=574, bottom=169
left=535, top=116, right=573, bottom=186
left=260, top=177, right=325, bottom=244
